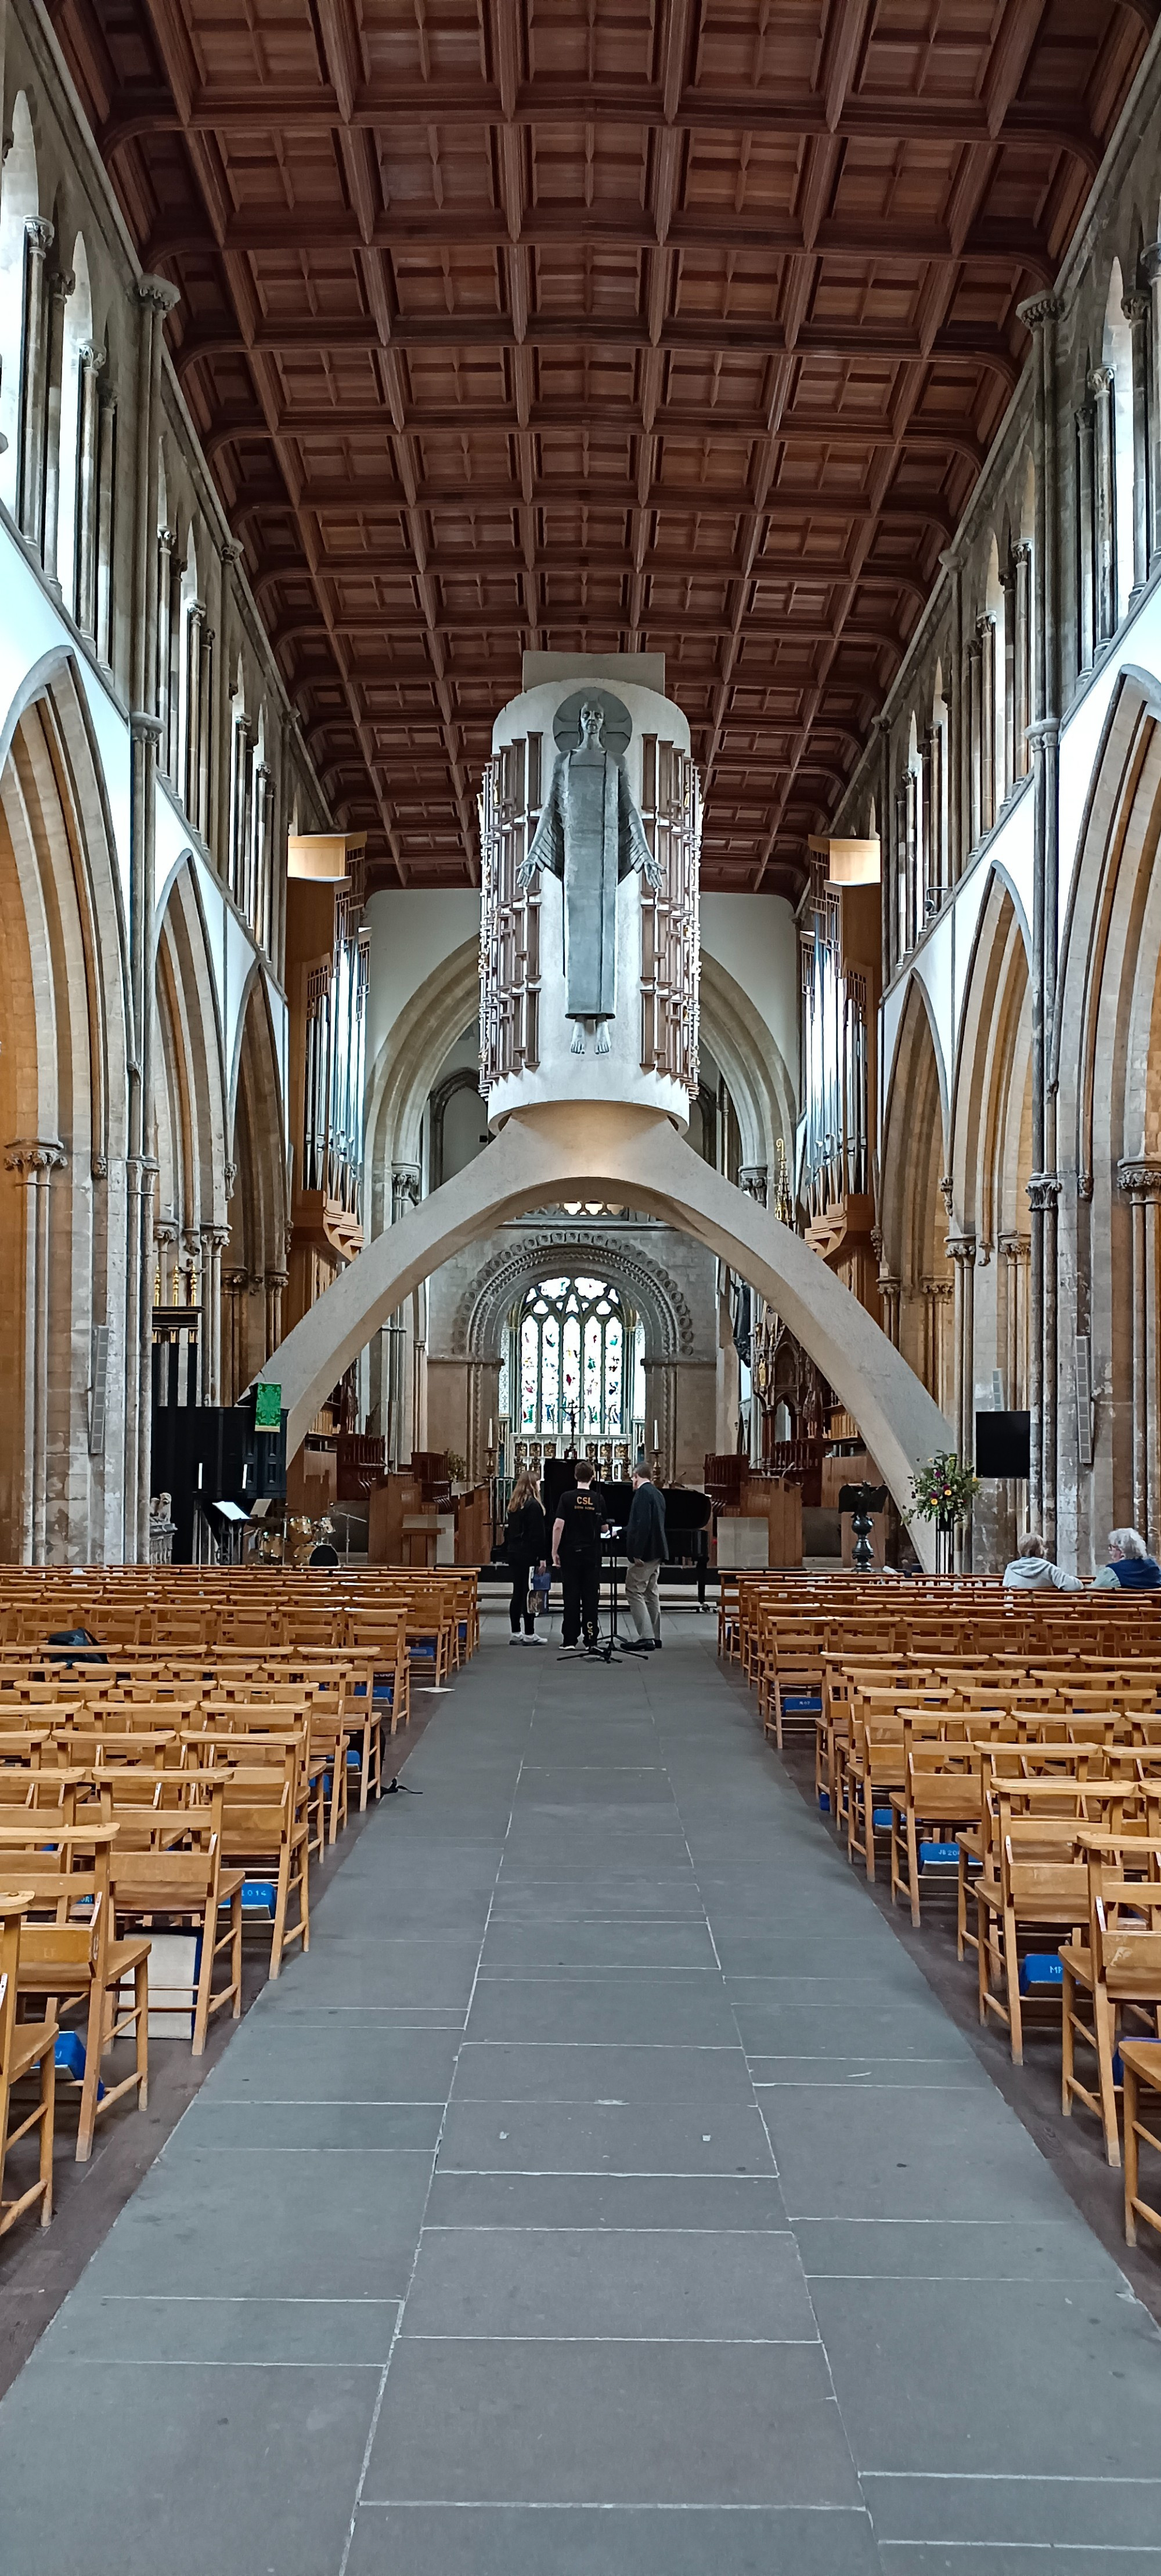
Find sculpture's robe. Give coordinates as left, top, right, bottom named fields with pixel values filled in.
left=525, top=737, right=653, bottom=1023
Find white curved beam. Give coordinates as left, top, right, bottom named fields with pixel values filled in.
left=263, top=1103, right=951, bottom=1565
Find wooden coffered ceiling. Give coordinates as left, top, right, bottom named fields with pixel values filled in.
left=49, top=0, right=1150, bottom=896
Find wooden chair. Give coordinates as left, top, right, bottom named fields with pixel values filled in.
left=0, top=1890, right=56, bottom=2236
left=1121, top=2038, right=1161, bottom=2246
left=975, top=1811, right=1088, bottom=2064
left=214, top=1763, right=309, bottom=1977
left=109, top=1790, right=244, bottom=2054
left=0, top=1822, right=150, bottom=2161
left=890, top=1737, right=982, bottom=1927
left=1061, top=1839, right=1161, bottom=2165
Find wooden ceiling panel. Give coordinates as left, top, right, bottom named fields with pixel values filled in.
left=51, top=0, right=1146, bottom=890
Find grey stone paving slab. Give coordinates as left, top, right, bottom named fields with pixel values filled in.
left=0, top=2360, right=379, bottom=2576
left=814, top=2275, right=1161, bottom=2478
left=164, top=2098, right=445, bottom=2153
left=466, top=1970, right=741, bottom=2047
left=198, top=2017, right=462, bottom=2102
left=450, top=2040, right=756, bottom=2102
left=423, top=2172, right=788, bottom=2230
left=436, top=2097, right=775, bottom=2174
left=795, top=2215, right=1119, bottom=2282
left=41, top=2292, right=400, bottom=2364
left=750, top=2054, right=989, bottom=2090
left=875, top=2554, right=1161, bottom=2575
left=272, top=1936, right=482, bottom=2008
left=763, top=2086, right=1082, bottom=2221
left=863, top=2472, right=1161, bottom=2549
left=345, top=2502, right=882, bottom=2574
left=491, top=1873, right=707, bottom=1917
left=403, top=2225, right=816, bottom=2340
left=83, top=2143, right=434, bottom=2301
left=479, top=1918, right=718, bottom=1970
left=731, top=1997, right=978, bottom=2064
left=362, top=2339, right=862, bottom=2506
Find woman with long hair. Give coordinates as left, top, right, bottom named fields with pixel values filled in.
left=504, top=1471, right=549, bottom=1642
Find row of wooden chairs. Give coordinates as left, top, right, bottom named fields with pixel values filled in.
left=0, top=1570, right=479, bottom=2241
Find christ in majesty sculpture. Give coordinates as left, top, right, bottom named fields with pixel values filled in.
left=518, top=698, right=661, bottom=1054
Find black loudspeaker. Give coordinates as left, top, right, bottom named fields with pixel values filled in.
left=974, top=1410, right=1032, bottom=1479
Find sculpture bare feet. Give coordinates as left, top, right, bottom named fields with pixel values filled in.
left=596, top=1023, right=611, bottom=1056
left=570, top=1023, right=586, bottom=1055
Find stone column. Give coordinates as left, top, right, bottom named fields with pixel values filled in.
left=1000, top=566, right=1015, bottom=801
left=1090, top=365, right=1116, bottom=638
left=387, top=1166, right=421, bottom=1469
left=1123, top=291, right=1151, bottom=603
left=1075, top=394, right=1095, bottom=671
left=967, top=632, right=983, bottom=851
left=1019, top=291, right=1063, bottom=1541
left=875, top=716, right=892, bottom=976
left=222, top=1269, right=250, bottom=1410
left=75, top=341, right=103, bottom=637
left=184, top=600, right=205, bottom=823
left=41, top=264, right=74, bottom=591
left=213, top=540, right=244, bottom=875
left=1012, top=542, right=1032, bottom=778
left=5, top=1141, right=66, bottom=1563
left=1141, top=244, right=1161, bottom=576
left=19, top=217, right=54, bottom=548
left=96, top=377, right=117, bottom=667
left=946, top=1233, right=976, bottom=1469
left=264, top=1267, right=289, bottom=1368
left=977, top=616, right=995, bottom=834
left=1117, top=1163, right=1161, bottom=1547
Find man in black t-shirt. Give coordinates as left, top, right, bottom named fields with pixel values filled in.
left=552, top=1458, right=603, bottom=1652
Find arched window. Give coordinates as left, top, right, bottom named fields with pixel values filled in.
left=517, top=1276, right=633, bottom=1442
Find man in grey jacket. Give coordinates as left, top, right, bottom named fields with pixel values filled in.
left=621, top=1466, right=668, bottom=1653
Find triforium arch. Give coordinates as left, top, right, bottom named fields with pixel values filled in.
left=948, top=867, right=1033, bottom=1560
left=1054, top=667, right=1161, bottom=1562
left=153, top=854, right=230, bottom=1399
left=878, top=974, right=953, bottom=1421
left=365, top=937, right=479, bottom=1231
left=262, top=1101, right=953, bottom=1562
left=0, top=658, right=131, bottom=1560
left=223, top=968, right=290, bottom=1404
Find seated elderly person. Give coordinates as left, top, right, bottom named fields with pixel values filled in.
left=1001, top=1531, right=1083, bottom=1590
left=1094, top=1527, right=1161, bottom=1589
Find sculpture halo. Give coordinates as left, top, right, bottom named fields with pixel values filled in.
left=553, top=688, right=633, bottom=761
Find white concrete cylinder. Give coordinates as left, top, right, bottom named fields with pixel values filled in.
left=485, top=660, right=697, bottom=1134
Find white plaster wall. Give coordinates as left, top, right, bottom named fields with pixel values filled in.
left=364, top=889, right=482, bottom=1078
left=701, top=894, right=800, bottom=1108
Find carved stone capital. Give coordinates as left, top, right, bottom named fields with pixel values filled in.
left=5, top=1137, right=65, bottom=1175
left=1026, top=1171, right=1062, bottom=1210
left=945, top=1233, right=976, bottom=1267
left=48, top=268, right=75, bottom=306
left=1077, top=1170, right=1095, bottom=1202
left=1026, top=717, right=1060, bottom=747
left=223, top=1161, right=238, bottom=1198
left=91, top=1154, right=108, bottom=1182
left=1089, top=363, right=1115, bottom=400
left=739, top=1165, right=768, bottom=1204
left=1123, top=291, right=1151, bottom=329
left=24, top=216, right=54, bottom=261
left=137, top=273, right=181, bottom=317
left=1118, top=1159, right=1161, bottom=1204
left=939, top=1173, right=954, bottom=1219
left=1141, top=244, right=1161, bottom=287
left=220, top=537, right=245, bottom=565
left=264, top=1268, right=290, bottom=1293
left=1017, top=292, right=1062, bottom=333
left=130, top=711, right=164, bottom=743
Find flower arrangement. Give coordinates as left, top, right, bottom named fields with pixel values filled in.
left=905, top=1451, right=979, bottom=1527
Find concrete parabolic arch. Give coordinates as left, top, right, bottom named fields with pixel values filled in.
left=261, top=1101, right=953, bottom=1567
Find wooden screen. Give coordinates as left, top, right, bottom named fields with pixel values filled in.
left=639, top=736, right=701, bottom=1094
left=479, top=734, right=542, bottom=1089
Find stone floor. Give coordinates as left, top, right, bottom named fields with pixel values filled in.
left=1, top=1621, right=1160, bottom=2573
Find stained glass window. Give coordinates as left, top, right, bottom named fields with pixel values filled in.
left=515, top=1276, right=629, bottom=1439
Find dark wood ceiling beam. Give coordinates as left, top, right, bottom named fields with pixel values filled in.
left=275, top=543, right=928, bottom=602
left=204, top=402, right=987, bottom=472
left=231, top=476, right=956, bottom=536
left=176, top=312, right=1019, bottom=383
left=269, top=606, right=904, bottom=649
left=145, top=206, right=1054, bottom=283
left=100, top=82, right=1099, bottom=171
